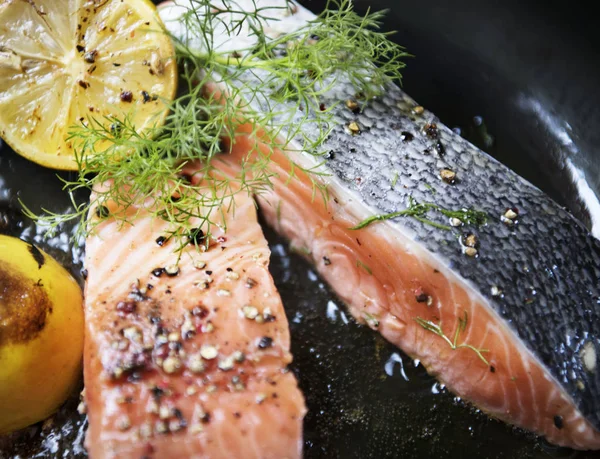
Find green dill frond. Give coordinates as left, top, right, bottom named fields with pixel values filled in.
left=356, top=259, right=372, bottom=275
left=27, top=0, right=409, bottom=251
left=438, top=207, right=488, bottom=227
left=415, top=315, right=490, bottom=366
left=350, top=196, right=487, bottom=231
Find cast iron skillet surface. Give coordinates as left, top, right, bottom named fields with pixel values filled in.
left=1, top=0, right=600, bottom=457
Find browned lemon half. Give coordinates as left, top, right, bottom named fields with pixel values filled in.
left=0, top=235, right=84, bottom=434
left=0, top=0, right=177, bottom=170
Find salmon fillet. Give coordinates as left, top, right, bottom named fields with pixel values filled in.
left=83, top=177, right=306, bottom=458
left=216, top=130, right=600, bottom=451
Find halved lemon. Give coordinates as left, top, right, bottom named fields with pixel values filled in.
left=0, top=0, right=177, bottom=170
left=0, top=235, right=83, bottom=434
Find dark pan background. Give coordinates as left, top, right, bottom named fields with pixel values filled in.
left=1, top=0, right=600, bottom=457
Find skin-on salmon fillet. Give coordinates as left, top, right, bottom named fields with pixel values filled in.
left=159, top=0, right=600, bottom=451
left=83, top=177, right=306, bottom=458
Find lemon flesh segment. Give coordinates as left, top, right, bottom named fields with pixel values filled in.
left=0, top=235, right=84, bottom=434
left=0, top=0, right=177, bottom=170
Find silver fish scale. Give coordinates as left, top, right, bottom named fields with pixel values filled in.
left=236, top=72, right=600, bottom=428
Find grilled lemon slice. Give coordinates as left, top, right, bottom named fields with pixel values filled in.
left=0, top=0, right=176, bottom=170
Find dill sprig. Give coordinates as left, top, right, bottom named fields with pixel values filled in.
left=363, top=312, right=379, bottom=328
left=350, top=197, right=488, bottom=231
left=415, top=312, right=490, bottom=366
left=24, top=0, right=409, bottom=248
left=356, top=259, right=372, bottom=275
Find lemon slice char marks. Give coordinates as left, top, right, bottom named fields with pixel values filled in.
left=0, top=0, right=176, bottom=170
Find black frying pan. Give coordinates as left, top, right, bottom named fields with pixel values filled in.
left=1, top=0, right=600, bottom=457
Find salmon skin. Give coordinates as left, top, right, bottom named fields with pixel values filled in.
left=159, top=0, right=600, bottom=450
left=82, top=176, right=306, bottom=458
